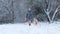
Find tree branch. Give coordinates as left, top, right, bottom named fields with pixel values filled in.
left=52, top=6, right=60, bottom=21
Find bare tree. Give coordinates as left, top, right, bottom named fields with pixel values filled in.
left=0, top=0, right=15, bottom=23
left=43, top=0, right=60, bottom=23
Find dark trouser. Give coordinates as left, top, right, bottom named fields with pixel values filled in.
left=26, top=18, right=33, bottom=26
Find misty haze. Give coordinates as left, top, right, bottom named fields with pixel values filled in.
left=0, top=0, right=60, bottom=34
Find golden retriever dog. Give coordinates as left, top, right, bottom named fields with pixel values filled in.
left=34, top=18, right=38, bottom=25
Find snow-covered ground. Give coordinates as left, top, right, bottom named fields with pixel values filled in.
left=0, top=22, right=60, bottom=34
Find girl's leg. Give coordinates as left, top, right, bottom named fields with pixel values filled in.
left=28, top=20, right=31, bottom=26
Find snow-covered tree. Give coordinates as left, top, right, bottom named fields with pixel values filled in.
left=43, top=0, right=60, bottom=23
left=0, top=0, right=15, bottom=23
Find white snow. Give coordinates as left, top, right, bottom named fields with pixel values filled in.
left=0, top=22, right=60, bottom=34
